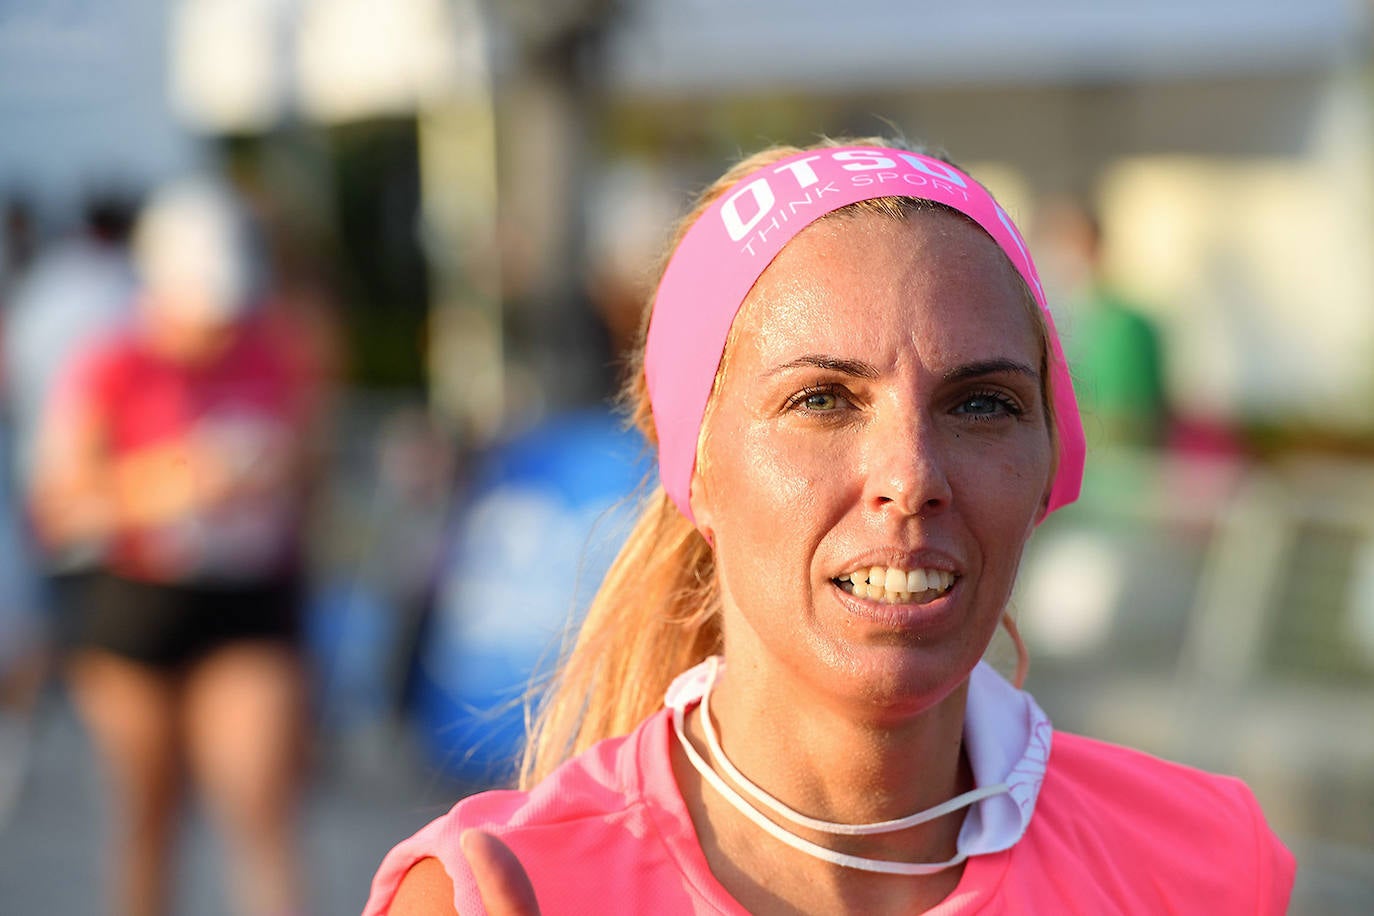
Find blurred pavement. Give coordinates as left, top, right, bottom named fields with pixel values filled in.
left=0, top=690, right=460, bottom=915
left=6, top=682, right=1371, bottom=913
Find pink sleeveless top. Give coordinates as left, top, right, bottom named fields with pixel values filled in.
left=365, top=669, right=1293, bottom=914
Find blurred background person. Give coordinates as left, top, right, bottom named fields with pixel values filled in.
left=0, top=194, right=41, bottom=817
left=0, top=192, right=140, bottom=823
left=5, top=193, right=140, bottom=486
left=1033, top=197, right=1169, bottom=451
left=4, top=192, right=141, bottom=606
left=0, top=196, right=39, bottom=304
left=29, top=179, right=317, bottom=916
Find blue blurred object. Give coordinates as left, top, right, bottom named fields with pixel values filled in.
left=413, top=408, right=652, bottom=785
left=305, top=579, right=394, bottom=733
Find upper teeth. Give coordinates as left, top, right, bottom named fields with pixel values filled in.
left=838, top=566, right=955, bottom=603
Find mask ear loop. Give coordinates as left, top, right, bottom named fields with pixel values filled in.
left=1001, top=610, right=1029, bottom=690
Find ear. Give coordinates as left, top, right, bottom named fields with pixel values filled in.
left=688, top=472, right=717, bottom=547
left=1034, top=445, right=1060, bottom=523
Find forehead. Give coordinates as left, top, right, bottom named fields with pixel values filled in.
left=729, top=209, right=1039, bottom=370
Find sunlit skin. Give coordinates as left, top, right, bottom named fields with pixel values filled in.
left=392, top=209, right=1059, bottom=915
left=139, top=290, right=241, bottom=365
left=677, top=209, right=1055, bottom=912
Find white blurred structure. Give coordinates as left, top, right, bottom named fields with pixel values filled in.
left=2, top=0, right=1370, bottom=431
left=0, top=1, right=200, bottom=221
left=602, top=0, right=1365, bottom=91
left=598, top=0, right=1374, bottom=432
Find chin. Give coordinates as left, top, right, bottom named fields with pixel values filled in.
left=817, top=640, right=979, bottom=720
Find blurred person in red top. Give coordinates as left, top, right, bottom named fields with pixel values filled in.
left=32, top=179, right=315, bottom=916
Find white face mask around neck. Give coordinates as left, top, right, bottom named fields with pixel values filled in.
left=666, top=655, right=1052, bottom=876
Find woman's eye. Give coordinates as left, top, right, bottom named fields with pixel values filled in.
left=803, top=391, right=840, bottom=411
left=956, top=393, right=1020, bottom=418
left=787, top=386, right=849, bottom=413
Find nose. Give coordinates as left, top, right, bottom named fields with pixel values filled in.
left=864, top=413, right=952, bottom=518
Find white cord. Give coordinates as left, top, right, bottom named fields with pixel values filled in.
left=699, top=665, right=1008, bottom=836
left=671, top=658, right=1004, bottom=875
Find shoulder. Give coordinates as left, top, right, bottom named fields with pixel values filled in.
left=364, top=711, right=677, bottom=916
left=1023, top=731, right=1295, bottom=913
left=231, top=318, right=313, bottom=393
left=390, top=857, right=456, bottom=915
left=75, top=331, right=139, bottom=376
left=52, top=331, right=140, bottom=406
left=1045, top=731, right=1261, bottom=822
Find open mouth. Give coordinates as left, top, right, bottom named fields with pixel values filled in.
left=832, top=565, right=957, bottom=605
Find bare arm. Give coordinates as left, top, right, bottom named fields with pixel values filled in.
left=30, top=396, right=115, bottom=547
left=391, top=857, right=457, bottom=916
left=389, top=833, right=539, bottom=916
left=33, top=413, right=234, bottom=544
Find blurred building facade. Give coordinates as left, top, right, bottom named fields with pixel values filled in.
left=4, top=0, right=1371, bottom=435
left=598, top=0, right=1374, bottom=435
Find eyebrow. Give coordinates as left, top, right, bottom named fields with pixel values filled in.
left=943, top=358, right=1039, bottom=383
left=766, top=354, right=881, bottom=379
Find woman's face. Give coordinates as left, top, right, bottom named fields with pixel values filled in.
left=691, top=209, right=1053, bottom=716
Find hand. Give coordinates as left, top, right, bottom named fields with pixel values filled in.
left=460, top=830, right=540, bottom=916
left=111, top=438, right=232, bottom=523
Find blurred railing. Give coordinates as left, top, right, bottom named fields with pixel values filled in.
left=1015, top=448, right=1374, bottom=914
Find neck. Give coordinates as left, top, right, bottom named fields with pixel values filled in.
left=708, top=659, right=972, bottom=833
left=140, top=308, right=236, bottom=365
left=674, top=658, right=975, bottom=912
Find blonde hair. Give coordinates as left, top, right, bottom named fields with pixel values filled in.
left=519, top=139, right=1051, bottom=787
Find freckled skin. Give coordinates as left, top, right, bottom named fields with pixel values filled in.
left=691, top=210, right=1053, bottom=721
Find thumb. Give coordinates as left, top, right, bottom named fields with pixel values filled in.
left=460, top=829, right=540, bottom=916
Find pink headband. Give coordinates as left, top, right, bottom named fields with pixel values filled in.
left=645, top=146, right=1084, bottom=525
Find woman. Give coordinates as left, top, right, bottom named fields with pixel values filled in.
left=33, top=180, right=315, bottom=916
left=368, top=141, right=1294, bottom=914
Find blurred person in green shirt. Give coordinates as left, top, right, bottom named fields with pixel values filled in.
left=1034, top=199, right=1168, bottom=450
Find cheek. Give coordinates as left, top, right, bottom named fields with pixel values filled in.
left=702, top=422, right=846, bottom=563
left=712, top=429, right=816, bottom=528
left=955, top=439, right=1052, bottom=548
